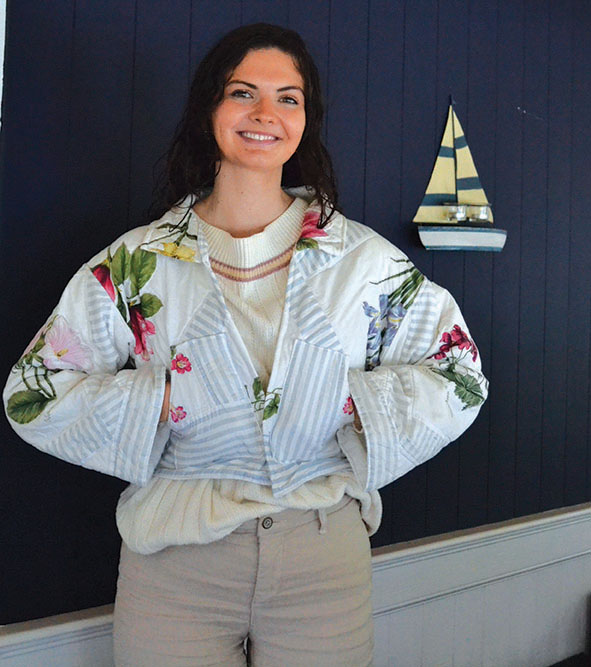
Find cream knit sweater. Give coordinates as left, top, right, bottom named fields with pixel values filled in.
left=116, top=197, right=381, bottom=554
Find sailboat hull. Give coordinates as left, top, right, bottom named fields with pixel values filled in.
left=417, top=225, right=507, bottom=251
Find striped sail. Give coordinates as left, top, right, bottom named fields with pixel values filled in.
left=413, top=104, right=493, bottom=224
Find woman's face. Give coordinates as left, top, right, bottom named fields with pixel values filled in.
left=211, top=48, right=306, bottom=175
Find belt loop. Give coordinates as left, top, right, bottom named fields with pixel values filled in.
left=317, top=508, right=328, bottom=534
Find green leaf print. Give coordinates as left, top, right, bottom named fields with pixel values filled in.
left=253, top=377, right=264, bottom=400
left=116, top=293, right=128, bottom=322
left=130, top=247, right=157, bottom=296
left=110, top=243, right=131, bottom=287
left=296, top=238, right=319, bottom=251
left=433, top=368, right=485, bottom=409
left=140, top=293, right=163, bottom=318
left=387, top=268, right=425, bottom=311
left=7, top=390, right=53, bottom=424
left=263, top=394, right=280, bottom=420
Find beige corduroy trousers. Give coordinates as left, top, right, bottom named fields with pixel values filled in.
left=112, top=494, right=374, bottom=666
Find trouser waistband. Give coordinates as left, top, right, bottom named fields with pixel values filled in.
left=231, top=494, right=355, bottom=536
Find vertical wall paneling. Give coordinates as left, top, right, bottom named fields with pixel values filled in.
left=514, top=0, right=549, bottom=517
left=325, top=1, right=368, bottom=221
left=425, top=0, right=470, bottom=538
left=364, top=1, right=406, bottom=547
left=67, top=1, right=137, bottom=253
left=129, top=0, right=192, bottom=225
left=541, top=0, right=572, bottom=511
left=457, top=0, right=497, bottom=529
left=420, top=597, right=454, bottom=667
left=286, top=0, right=330, bottom=116
left=487, top=0, right=525, bottom=523
left=388, top=0, right=439, bottom=543
left=364, top=1, right=405, bottom=249
left=452, top=587, right=486, bottom=665
left=190, top=1, right=242, bottom=72
left=240, top=0, right=289, bottom=26
left=565, top=0, right=591, bottom=506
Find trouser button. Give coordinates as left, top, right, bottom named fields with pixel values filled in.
left=261, top=517, right=273, bottom=529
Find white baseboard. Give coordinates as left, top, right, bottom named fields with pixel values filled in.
left=2, top=504, right=590, bottom=666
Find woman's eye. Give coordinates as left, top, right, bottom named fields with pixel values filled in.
left=229, top=89, right=252, bottom=99
left=279, top=96, right=299, bottom=105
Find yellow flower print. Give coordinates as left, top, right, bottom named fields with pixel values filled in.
left=158, top=242, right=196, bottom=261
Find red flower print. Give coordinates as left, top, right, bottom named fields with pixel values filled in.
left=430, top=324, right=477, bottom=361
left=343, top=396, right=354, bottom=415
left=170, top=405, right=186, bottom=423
left=450, top=325, right=471, bottom=350
left=171, top=353, right=192, bottom=374
left=129, top=305, right=156, bottom=361
left=299, top=210, right=327, bottom=240
left=92, top=265, right=116, bottom=302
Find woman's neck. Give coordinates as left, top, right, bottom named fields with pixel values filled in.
left=194, top=164, right=294, bottom=238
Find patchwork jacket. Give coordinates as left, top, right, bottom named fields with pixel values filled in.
left=3, top=195, right=488, bottom=496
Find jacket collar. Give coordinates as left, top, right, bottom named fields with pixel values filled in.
left=140, top=189, right=345, bottom=264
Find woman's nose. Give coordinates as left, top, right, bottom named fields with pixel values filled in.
left=250, top=97, right=276, bottom=124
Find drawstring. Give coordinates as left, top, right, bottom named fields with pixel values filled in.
left=317, top=508, right=328, bottom=534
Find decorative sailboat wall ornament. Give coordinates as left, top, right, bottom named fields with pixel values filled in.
left=413, top=100, right=507, bottom=251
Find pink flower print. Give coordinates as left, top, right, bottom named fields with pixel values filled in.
left=343, top=396, right=355, bottom=415
left=296, top=210, right=328, bottom=250
left=171, top=353, right=192, bottom=374
left=432, top=350, right=447, bottom=360
left=92, top=264, right=116, bottom=302
left=170, top=405, right=186, bottom=423
left=129, top=305, right=156, bottom=361
left=39, top=316, right=92, bottom=372
left=300, top=210, right=326, bottom=239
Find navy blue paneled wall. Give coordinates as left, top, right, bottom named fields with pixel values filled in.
left=1, top=0, right=590, bottom=623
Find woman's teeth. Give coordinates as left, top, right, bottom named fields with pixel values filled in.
left=240, top=132, right=278, bottom=141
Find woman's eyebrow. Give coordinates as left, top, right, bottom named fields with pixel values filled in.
left=226, top=79, right=304, bottom=94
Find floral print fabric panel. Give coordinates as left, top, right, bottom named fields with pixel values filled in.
left=363, top=259, right=424, bottom=370
left=296, top=210, right=328, bottom=251
left=91, top=243, right=162, bottom=361
left=6, top=315, right=92, bottom=424
left=251, top=376, right=282, bottom=420
left=429, top=324, right=485, bottom=409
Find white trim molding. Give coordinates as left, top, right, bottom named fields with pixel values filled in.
left=1, top=504, right=590, bottom=666
left=371, top=501, right=591, bottom=615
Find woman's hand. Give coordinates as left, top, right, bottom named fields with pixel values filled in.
left=159, top=380, right=171, bottom=423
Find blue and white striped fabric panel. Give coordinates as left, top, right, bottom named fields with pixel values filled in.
left=268, top=457, right=352, bottom=497
left=270, top=340, right=346, bottom=462
left=179, top=289, right=226, bottom=341
left=160, top=402, right=262, bottom=470
left=396, top=282, right=441, bottom=363
left=51, top=380, right=116, bottom=464
left=156, top=457, right=271, bottom=485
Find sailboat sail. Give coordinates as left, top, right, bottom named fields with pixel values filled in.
left=413, top=104, right=493, bottom=224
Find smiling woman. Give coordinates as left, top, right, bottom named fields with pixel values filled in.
left=3, top=21, right=487, bottom=667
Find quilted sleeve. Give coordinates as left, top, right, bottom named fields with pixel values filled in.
left=3, top=264, right=167, bottom=486
left=339, top=262, right=488, bottom=492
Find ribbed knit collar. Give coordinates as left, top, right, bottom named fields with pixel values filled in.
left=198, top=197, right=307, bottom=269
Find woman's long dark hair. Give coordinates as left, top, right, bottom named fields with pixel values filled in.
left=152, top=23, right=339, bottom=227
